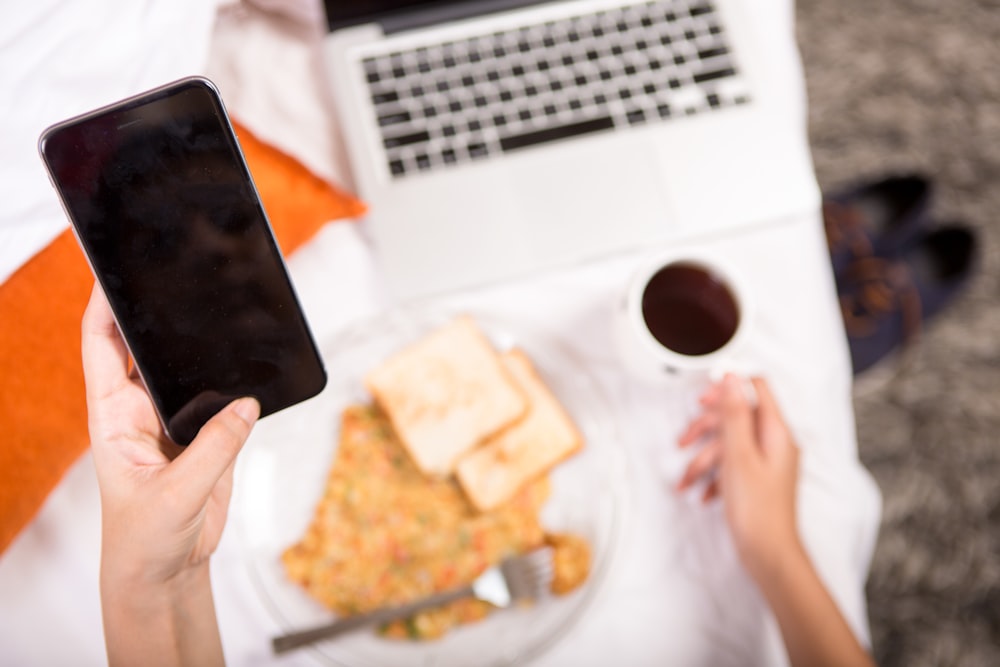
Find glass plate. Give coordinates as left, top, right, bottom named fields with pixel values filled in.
left=234, top=306, right=628, bottom=667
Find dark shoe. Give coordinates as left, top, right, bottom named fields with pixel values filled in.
left=823, top=173, right=933, bottom=277
left=839, top=225, right=977, bottom=375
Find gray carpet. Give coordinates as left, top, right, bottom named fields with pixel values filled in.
left=796, top=1, right=1000, bottom=664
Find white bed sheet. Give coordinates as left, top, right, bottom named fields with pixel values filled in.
left=0, top=0, right=227, bottom=285
left=0, top=1, right=882, bottom=665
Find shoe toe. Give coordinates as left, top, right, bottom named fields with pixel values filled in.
left=839, top=224, right=978, bottom=376
left=906, top=225, right=978, bottom=320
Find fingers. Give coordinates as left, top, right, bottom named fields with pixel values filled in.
left=676, top=375, right=779, bottom=500
left=678, top=411, right=719, bottom=447
left=719, top=374, right=756, bottom=461
left=676, top=438, right=722, bottom=492
left=749, top=377, right=797, bottom=458
left=678, top=379, right=725, bottom=447
left=81, top=284, right=131, bottom=403
left=751, top=377, right=779, bottom=423
left=170, top=397, right=260, bottom=502
left=698, top=380, right=723, bottom=408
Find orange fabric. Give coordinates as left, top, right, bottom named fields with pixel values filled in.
left=0, top=122, right=365, bottom=554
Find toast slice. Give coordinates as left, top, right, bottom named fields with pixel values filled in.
left=364, top=315, right=527, bottom=477
left=456, top=348, right=583, bottom=512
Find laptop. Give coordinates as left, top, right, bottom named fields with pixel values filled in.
left=320, top=0, right=819, bottom=300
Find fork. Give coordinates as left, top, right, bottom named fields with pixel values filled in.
left=272, top=546, right=554, bottom=654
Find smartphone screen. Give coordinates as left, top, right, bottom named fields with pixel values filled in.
left=39, top=77, right=327, bottom=445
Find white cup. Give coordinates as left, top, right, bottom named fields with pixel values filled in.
left=614, top=250, right=754, bottom=385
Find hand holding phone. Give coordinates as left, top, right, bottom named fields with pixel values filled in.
left=40, top=76, right=327, bottom=445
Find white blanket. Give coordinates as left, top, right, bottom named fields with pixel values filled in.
left=0, top=1, right=882, bottom=665
left=0, top=0, right=226, bottom=284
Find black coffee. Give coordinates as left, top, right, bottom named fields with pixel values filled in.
left=640, top=262, right=740, bottom=356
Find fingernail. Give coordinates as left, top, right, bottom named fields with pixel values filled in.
left=234, top=397, right=260, bottom=424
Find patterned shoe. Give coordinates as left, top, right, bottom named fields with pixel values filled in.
left=824, top=173, right=933, bottom=278
left=839, top=225, right=977, bottom=375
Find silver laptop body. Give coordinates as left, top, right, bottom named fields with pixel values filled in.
left=321, top=0, right=819, bottom=299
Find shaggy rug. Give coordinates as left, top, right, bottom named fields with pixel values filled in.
left=796, top=0, right=1000, bottom=665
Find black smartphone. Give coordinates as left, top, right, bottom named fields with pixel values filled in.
left=39, top=76, right=327, bottom=445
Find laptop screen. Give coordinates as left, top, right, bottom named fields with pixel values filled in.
left=324, top=0, right=547, bottom=33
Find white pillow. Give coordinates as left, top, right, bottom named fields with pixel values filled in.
left=0, top=0, right=225, bottom=284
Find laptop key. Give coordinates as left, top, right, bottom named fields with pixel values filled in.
left=384, top=130, right=430, bottom=149
left=499, top=116, right=614, bottom=152
left=468, top=142, right=490, bottom=159
left=371, top=90, right=399, bottom=105
left=698, top=46, right=729, bottom=60
left=693, top=67, right=736, bottom=84
left=626, top=109, right=646, bottom=124
left=378, top=111, right=412, bottom=127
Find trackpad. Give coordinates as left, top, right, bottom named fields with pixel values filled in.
left=510, top=141, right=672, bottom=262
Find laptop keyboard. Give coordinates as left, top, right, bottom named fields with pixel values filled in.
left=362, top=0, right=750, bottom=178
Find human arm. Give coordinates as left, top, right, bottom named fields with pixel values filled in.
left=81, top=284, right=260, bottom=667
left=677, top=375, right=876, bottom=667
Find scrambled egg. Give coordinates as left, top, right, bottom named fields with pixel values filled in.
left=282, top=404, right=590, bottom=640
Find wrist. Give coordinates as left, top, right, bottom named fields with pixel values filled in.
left=101, top=562, right=223, bottom=667
left=741, top=531, right=809, bottom=591
left=101, top=556, right=210, bottom=606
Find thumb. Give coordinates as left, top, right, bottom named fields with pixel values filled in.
left=749, top=377, right=795, bottom=460
left=171, top=397, right=260, bottom=502
left=719, top=374, right=757, bottom=463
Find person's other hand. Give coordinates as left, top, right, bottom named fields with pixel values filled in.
left=676, top=374, right=800, bottom=580
left=82, top=284, right=258, bottom=666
